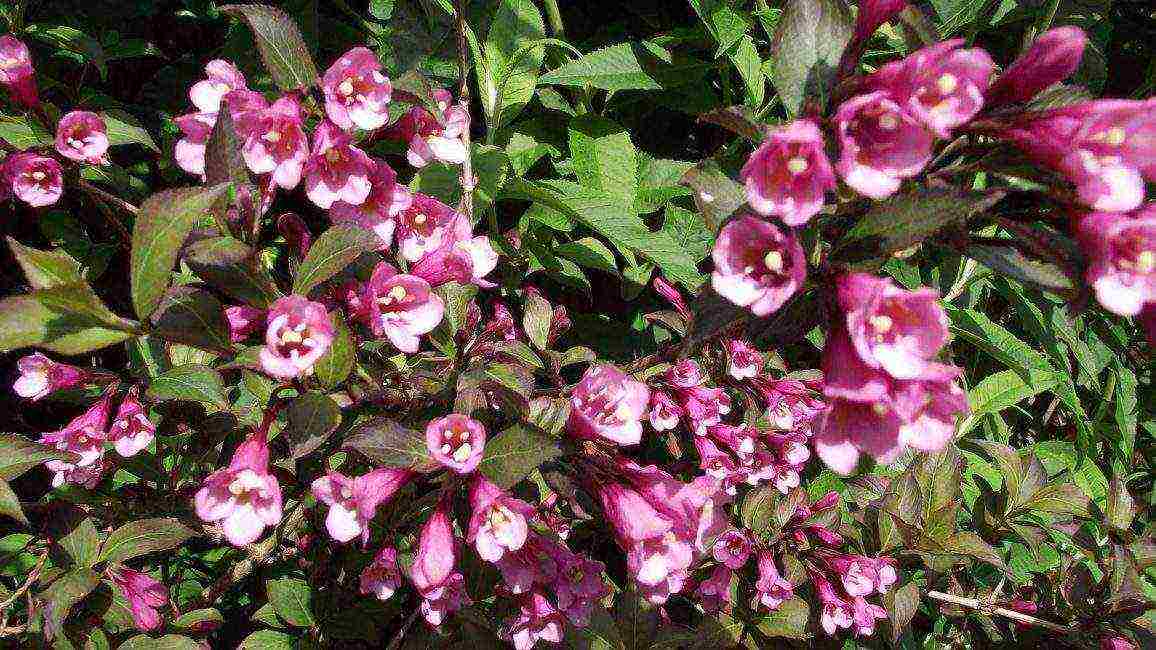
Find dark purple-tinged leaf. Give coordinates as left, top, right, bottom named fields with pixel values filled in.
left=119, top=634, right=203, bottom=650
left=185, top=236, right=281, bottom=308
left=679, top=160, right=745, bottom=232
left=283, top=393, right=342, bottom=460
left=885, top=581, right=920, bottom=643
left=478, top=425, right=562, bottom=489
left=98, top=518, right=198, bottom=564
left=1020, top=482, right=1090, bottom=519
left=131, top=184, right=232, bottom=318
left=964, top=242, right=1075, bottom=295
left=239, top=630, right=297, bottom=650
left=204, top=110, right=249, bottom=188
left=945, top=531, right=1007, bottom=572
left=697, top=106, right=762, bottom=141
left=0, top=283, right=139, bottom=355
left=768, top=0, right=853, bottom=115
left=172, top=608, right=224, bottom=632
left=39, top=567, right=101, bottom=631
left=267, top=577, right=315, bottom=627
left=0, top=433, right=73, bottom=480
left=528, top=397, right=571, bottom=435
left=150, top=287, right=232, bottom=353
left=345, top=419, right=434, bottom=470
left=522, top=293, right=553, bottom=349
left=221, top=4, right=318, bottom=91
left=7, top=237, right=83, bottom=289
left=313, top=312, right=354, bottom=389
left=685, top=286, right=748, bottom=350
left=46, top=503, right=101, bottom=566
left=291, top=224, right=381, bottom=297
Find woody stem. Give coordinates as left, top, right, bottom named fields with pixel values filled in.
left=925, top=590, right=1072, bottom=634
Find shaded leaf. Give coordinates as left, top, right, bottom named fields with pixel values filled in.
left=0, top=283, right=138, bottom=355
left=679, top=160, right=746, bottom=232
left=292, top=224, right=381, bottom=297
left=478, top=425, right=563, bottom=489
left=185, top=236, right=281, bottom=308
left=314, top=312, right=354, bottom=389
left=768, top=0, right=853, bottom=115
left=283, top=393, right=342, bottom=460
left=267, top=577, right=315, bottom=627
left=0, top=433, right=71, bottom=481
left=7, top=237, right=83, bottom=289
left=98, top=518, right=197, bottom=564
left=344, top=419, right=432, bottom=470
left=150, top=287, right=232, bottom=353
left=540, top=41, right=710, bottom=91
left=221, top=4, right=319, bottom=91
left=146, top=364, right=228, bottom=410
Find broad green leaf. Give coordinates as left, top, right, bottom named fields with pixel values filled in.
left=0, top=114, right=53, bottom=148
left=478, top=425, right=563, bottom=489
left=568, top=115, right=638, bottom=209
left=555, top=237, right=619, bottom=274
left=1111, top=359, right=1137, bottom=463
left=0, top=433, right=71, bottom=481
left=25, top=23, right=106, bottom=74
left=131, top=184, right=232, bottom=318
left=483, top=0, right=546, bottom=126
left=39, top=567, right=100, bottom=630
left=768, top=0, right=853, bottom=115
left=959, top=369, right=1062, bottom=436
left=283, top=393, right=342, bottom=460
left=944, top=531, right=1006, bottom=571
left=730, top=36, right=766, bottom=105
left=172, top=608, right=224, bottom=632
left=522, top=293, right=553, bottom=350
left=98, top=518, right=197, bottom=564
left=540, top=41, right=710, bottom=91
left=661, top=205, right=714, bottom=263
left=689, top=0, right=754, bottom=57
left=314, top=312, right=354, bottom=389
left=150, top=287, right=232, bottom=353
left=0, top=480, right=27, bottom=526
left=221, top=4, right=319, bottom=91
left=7, top=237, right=83, bottom=289
left=292, top=224, right=381, bottom=296
left=146, top=364, right=228, bottom=410
left=753, top=596, right=809, bottom=639
left=344, top=419, right=433, bottom=470
left=1105, top=476, right=1134, bottom=532
left=1020, top=482, right=1090, bottom=519
left=0, top=283, right=138, bottom=355
left=885, top=581, right=920, bottom=643
left=964, top=242, right=1074, bottom=294
left=100, top=109, right=160, bottom=153
left=267, top=577, right=315, bottom=627
left=185, top=236, right=281, bottom=308
left=48, top=506, right=102, bottom=566
left=679, top=160, right=746, bottom=231
left=239, top=630, right=296, bottom=650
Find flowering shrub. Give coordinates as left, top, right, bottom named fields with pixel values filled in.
left=0, top=1, right=1152, bottom=649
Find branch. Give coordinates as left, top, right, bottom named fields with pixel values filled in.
left=385, top=607, right=423, bottom=650
left=926, top=590, right=1073, bottom=634
left=194, top=504, right=308, bottom=607
left=453, top=0, right=475, bottom=224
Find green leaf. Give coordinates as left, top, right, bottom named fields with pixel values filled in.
left=131, top=184, right=232, bottom=318
left=267, top=577, right=315, bottom=627
left=172, top=608, right=224, bottom=632
left=568, top=115, right=638, bottom=209
left=1105, top=476, right=1134, bottom=532
left=221, top=4, right=319, bottom=91
left=239, top=630, right=297, bottom=650
left=661, top=205, right=715, bottom=263
left=885, top=581, right=920, bottom=643
left=204, top=110, right=250, bottom=188
left=0, top=283, right=138, bottom=355
left=753, top=596, right=809, bottom=639
left=478, top=425, right=563, bottom=489
left=40, top=567, right=100, bottom=630
left=185, top=236, right=281, bottom=308
left=0, top=114, right=53, bottom=148
left=1111, top=359, right=1137, bottom=463
left=555, top=237, right=619, bottom=274
left=768, top=0, right=853, bottom=115
left=964, top=242, right=1074, bottom=294
left=958, top=369, right=1062, bottom=436
left=283, top=393, right=342, bottom=460
left=292, top=224, right=381, bottom=297
left=944, top=531, right=1007, bottom=571
left=344, top=419, right=432, bottom=470
left=7, top=237, right=84, bottom=289
left=100, top=109, right=160, bottom=153
left=146, top=364, right=228, bottom=410
left=0, top=480, right=27, bottom=526
left=1020, top=482, right=1090, bottom=519
left=410, top=144, right=509, bottom=213
left=98, top=518, right=197, bottom=564
left=118, top=635, right=203, bottom=650
left=0, top=434, right=71, bottom=481
left=678, top=160, right=746, bottom=232
left=483, top=0, right=546, bottom=126
left=540, top=41, right=710, bottom=91
left=48, top=506, right=102, bottom=566
left=150, top=287, right=232, bottom=353
left=522, top=293, right=553, bottom=350
left=314, top=312, right=354, bottom=389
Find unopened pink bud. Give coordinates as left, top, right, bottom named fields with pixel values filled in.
left=988, top=27, right=1087, bottom=107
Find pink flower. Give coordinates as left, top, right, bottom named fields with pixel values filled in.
left=648, top=391, right=682, bottom=431
left=838, top=273, right=949, bottom=380
left=360, top=546, right=402, bottom=600
left=987, top=27, right=1087, bottom=107
left=723, top=339, right=762, bottom=380
left=410, top=500, right=457, bottom=596
left=329, top=159, right=412, bottom=248
left=109, top=568, right=168, bottom=632
left=426, top=414, right=486, bottom=474
left=754, top=551, right=794, bottom=610
left=1101, top=636, right=1139, bottom=650
left=711, top=214, right=806, bottom=317
left=13, top=353, right=86, bottom=400
left=224, top=305, right=266, bottom=343
left=40, top=392, right=112, bottom=488
left=568, top=364, right=651, bottom=446
left=468, top=476, right=533, bottom=562
left=55, top=111, right=109, bottom=164
left=835, top=91, right=933, bottom=199
left=712, top=529, right=752, bottom=569
left=395, top=89, right=470, bottom=168
left=396, top=194, right=465, bottom=262
left=869, top=39, right=993, bottom=138
left=553, top=552, right=609, bottom=626
left=741, top=119, right=836, bottom=225
left=653, top=276, right=691, bottom=321
left=322, top=47, right=392, bottom=130
left=233, top=93, right=310, bottom=190
left=1077, top=206, right=1156, bottom=315
left=174, top=112, right=216, bottom=177
left=194, top=435, right=283, bottom=546
left=189, top=59, right=247, bottom=113
left=814, top=573, right=854, bottom=635
left=597, top=483, right=674, bottom=545
left=109, top=386, right=155, bottom=457
left=4, top=153, right=63, bottom=207
left=304, top=120, right=373, bottom=209
left=0, top=35, right=38, bottom=108
left=409, top=231, right=500, bottom=288
left=681, top=386, right=732, bottom=435
left=839, top=0, right=908, bottom=78
left=696, top=565, right=733, bottom=613
left=420, top=572, right=470, bottom=626
left=627, top=532, right=694, bottom=604
left=503, top=592, right=565, bottom=650
left=1001, top=99, right=1156, bottom=212
left=358, top=262, right=444, bottom=353
left=827, top=554, right=877, bottom=597
left=258, top=295, right=334, bottom=379
left=851, top=596, right=888, bottom=636
left=310, top=468, right=411, bottom=543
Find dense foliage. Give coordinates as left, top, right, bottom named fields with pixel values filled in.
left=0, top=1, right=1153, bottom=648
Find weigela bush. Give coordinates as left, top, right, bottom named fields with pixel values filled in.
left=0, top=1, right=1151, bottom=649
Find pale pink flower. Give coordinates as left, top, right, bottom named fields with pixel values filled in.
left=358, top=262, right=444, bottom=353
left=627, top=532, right=694, bottom=604
left=712, top=529, right=752, bottom=569
left=648, top=391, right=682, bottom=431
left=827, top=554, right=877, bottom=597
left=754, top=551, right=794, bottom=610
left=258, top=295, right=334, bottom=379
left=322, top=47, right=392, bottom=130
left=567, top=364, right=650, bottom=446
left=233, top=93, right=310, bottom=190
left=426, top=414, right=486, bottom=474
left=304, top=120, right=373, bottom=209
left=329, top=159, right=412, bottom=248
left=396, top=193, right=465, bottom=262
left=410, top=501, right=457, bottom=596
left=40, top=392, right=112, bottom=488
left=597, top=483, right=674, bottom=545
left=194, top=435, right=283, bottom=546
left=741, top=119, right=836, bottom=225
left=0, top=35, right=38, bottom=107
left=224, top=305, right=265, bottom=343
left=552, top=552, right=609, bottom=626
left=4, top=153, right=62, bottom=207
left=851, top=596, right=888, bottom=636
left=310, top=468, right=411, bottom=543
left=394, top=89, right=470, bottom=168
left=1077, top=206, right=1156, bottom=316
left=835, top=91, right=933, bottom=199
left=467, top=476, right=533, bottom=562
left=711, top=214, right=806, bottom=317
left=109, top=568, right=168, bottom=632
left=55, top=111, right=109, bottom=164
left=987, top=27, right=1087, bottom=107
left=409, top=231, right=499, bottom=288
left=723, top=339, right=762, bottom=380
left=109, top=386, right=155, bottom=457
left=869, top=39, right=993, bottom=138
left=189, top=59, right=247, bottom=113
left=503, top=592, right=565, bottom=650
left=814, top=573, right=855, bottom=635
left=838, top=272, right=950, bottom=380
left=360, top=546, right=402, bottom=601
left=173, top=111, right=216, bottom=177
left=420, top=572, right=470, bottom=626
left=13, top=353, right=86, bottom=400
left=664, top=359, right=706, bottom=389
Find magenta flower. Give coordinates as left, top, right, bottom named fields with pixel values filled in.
left=304, top=120, right=374, bottom=209
left=258, top=295, right=334, bottom=379
left=0, top=35, right=38, bottom=108
left=504, top=592, right=565, bottom=650
left=627, top=532, right=694, bottom=604
left=870, top=39, right=993, bottom=138
left=1101, top=636, right=1139, bottom=650
left=359, top=262, right=445, bottom=353
left=310, top=468, right=411, bottom=543
left=568, top=364, right=651, bottom=446
left=55, top=111, right=109, bottom=164
left=109, top=386, right=155, bottom=458
left=360, top=546, right=403, bottom=601
left=409, top=231, right=500, bottom=288
left=835, top=91, right=933, bottom=199
left=814, top=572, right=855, bottom=635
left=741, top=119, right=836, bottom=226
left=396, top=193, right=465, bottom=262
left=653, top=276, right=692, bottom=320
left=420, top=572, right=470, bottom=626
left=597, top=483, right=674, bottom=546
left=173, top=111, right=216, bottom=177
left=552, top=552, right=609, bottom=625
left=109, top=568, right=169, bottom=631
left=224, top=305, right=266, bottom=343
left=827, top=554, right=878, bottom=597
left=711, top=214, right=806, bottom=317
left=468, top=476, right=533, bottom=562
left=696, top=565, right=734, bottom=613
left=425, top=414, right=486, bottom=474
left=723, top=339, right=762, bottom=380
left=233, top=93, right=310, bottom=190
left=838, top=272, right=949, bottom=380
left=987, top=27, right=1087, bottom=107
left=395, top=89, right=471, bottom=168
left=40, top=392, right=112, bottom=488
left=754, top=551, right=794, bottom=610
left=4, top=152, right=63, bottom=207
left=194, top=434, right=283, bottom=546
left=329, top=159, right=412, bottom=248
left=13, top=353, right=86, bottom=400
left=851, top=595, right=888, bottom=636
left=648, top=391, right=682, bottom=431
left=410, top=500, right=457, bottom=596
left=712, top=529, right=752, bottom=569
left=322, top=47, right=392, bottom=130
left=1078, top=205, right=1156, bottom=315
left=189, top=59, right=247, bottom=113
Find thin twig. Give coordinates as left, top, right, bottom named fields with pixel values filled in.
left=452, top=0, right=475, bottom=224
left=386, top=607, right=423, bottom=650
left=76, top=180, right=134, bottom=245
left=926, top=590, right=1072, bottom=634
left=0, top=550, right=48, bottom=613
